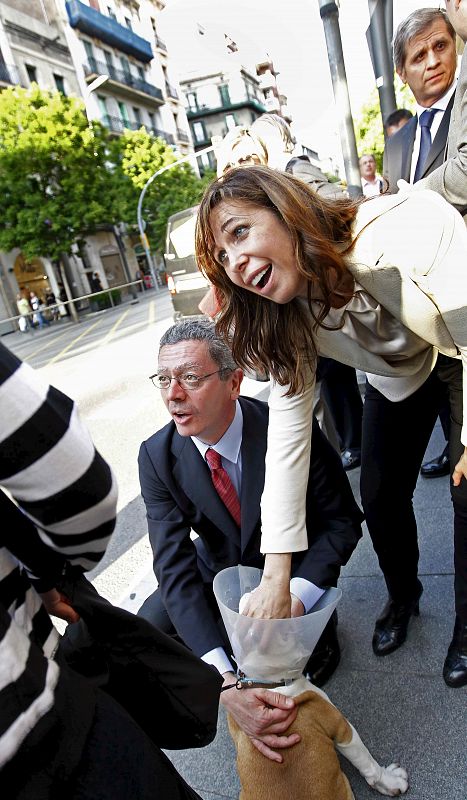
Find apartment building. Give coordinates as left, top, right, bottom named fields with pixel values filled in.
left=0, top=0, right=193, bottom=326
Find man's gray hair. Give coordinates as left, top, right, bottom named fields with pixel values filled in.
left=393, top=8, right=455, bottom=73
left=159, top=319, right=237, bottom=377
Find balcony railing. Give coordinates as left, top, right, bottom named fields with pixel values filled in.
left=176, top=128, right=190, bottom=143
left=154, top=35, right=167, bottom=51
left=102, top=114, right=174, bottom=144
left=165, top=83, right=179, bottom=100
left=66, top=0, right=153, bottom=62
left=84, top=58, right=163, bottom=101
left=186, top=95, right=266, bottom=118
left=0, top=63, right=20, bottom=85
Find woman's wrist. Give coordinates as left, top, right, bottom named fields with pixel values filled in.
left=262, top=553, right=292, bottom=585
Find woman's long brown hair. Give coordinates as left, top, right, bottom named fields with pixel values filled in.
left=195, top=165, right=360, bottom=395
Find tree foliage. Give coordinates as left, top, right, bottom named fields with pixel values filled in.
left=354, top=80, right=416, bottom=172
left=114, top=128, right=215, bottom=251
left=0, top=85, right=128, bottom=260
left=0, top=85, right=212, bottom=261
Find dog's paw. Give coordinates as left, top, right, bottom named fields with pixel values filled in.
left=370, top=763, right=409, bottom=796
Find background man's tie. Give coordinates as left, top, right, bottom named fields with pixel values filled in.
left=205, top=448, right=241, bottom=526
left=414, top=108, right=438, bottom=182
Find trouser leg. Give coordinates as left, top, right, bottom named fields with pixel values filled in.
left=319, top=358, right=363, bottom=454
left=438, top=355, right=467, bottom=623
left=360, top=374, right=440, bottom=602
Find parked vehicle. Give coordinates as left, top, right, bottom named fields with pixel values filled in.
left=164, top=205, right=209, bottom=320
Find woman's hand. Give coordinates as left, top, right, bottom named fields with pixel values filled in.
left=242, top=554, right=293, bottom=619
left=39, top=588, right=80, bottom=624
left=452, top=447, right=467, bottom=487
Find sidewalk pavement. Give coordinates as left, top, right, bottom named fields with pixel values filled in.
left=119, top=405, right=466, bottom=799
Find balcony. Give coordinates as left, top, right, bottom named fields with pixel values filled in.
left=102, top=114, right=174, bottom=144
left=66, top=0, right=153, bottom=62
left=0, top=63, right=20, bottom=86
left=165, top=83, right=179, bottom=101
left=186, top=96, right=266, bottom=119
left=176, top=128, right=190, bottom=144
left=84, top=58, right=163, bottom=104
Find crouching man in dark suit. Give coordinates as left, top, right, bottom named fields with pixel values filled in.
left=138, top=319, right=363, bottom=762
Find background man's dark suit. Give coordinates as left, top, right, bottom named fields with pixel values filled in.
left=138, top=396, right=362, bottom=659
left=383, top=94, right=454, bottom=190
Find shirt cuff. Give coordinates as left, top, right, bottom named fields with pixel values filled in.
left=201, top=647, right=233, bottom=676
left=290, top=577, right=325, bottom=614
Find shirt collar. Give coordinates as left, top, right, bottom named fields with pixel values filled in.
left=416, top=79, right=457, bottom=118
left=192, top=400, right=243, bottom=464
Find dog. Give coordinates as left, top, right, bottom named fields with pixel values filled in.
left=228, top=675, right=408, bottom=800
left=226, top=595, right=409, bottom=800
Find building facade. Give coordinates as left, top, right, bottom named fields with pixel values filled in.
left=0, top=0, right=193, bottom=327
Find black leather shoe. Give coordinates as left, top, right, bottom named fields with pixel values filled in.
left=305, top=613, right=340, bottom=687
left=443, top=617, right=467, bottom=688
left=372, top=581, right=423, bottom=656
left=420, top=452, right=450, bottom=478
left=341, top=450, right=361, bottom=471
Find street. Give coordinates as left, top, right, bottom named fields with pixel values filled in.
left=4, top=288, right=267, bottom=603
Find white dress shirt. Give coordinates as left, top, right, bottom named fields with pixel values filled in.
left=192, top=400, right=323, bottom=674
left=409, top=81, right=457, bottom=182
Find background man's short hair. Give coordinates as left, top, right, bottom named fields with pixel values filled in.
left=384, top=108, right=413, bottom=131
left=159, top=319, right=237, bottom=376
left=393, top=8, right=455, bottom=73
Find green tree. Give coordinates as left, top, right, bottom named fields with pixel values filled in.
left=354, top=81, right=416, bottom=172
left=0, top=84, right=128, bottom=261
left=114, top=128, right=214, bottom=252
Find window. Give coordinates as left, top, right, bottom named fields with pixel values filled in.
left=219, top=84, right=230, bottom=106
left=192, top=121, right=206, bottom=143
left=120, top=56, right=131, bottom=78
left=137, top=66, right=145, bottom=82
left=53, top=74, right=66, bottom=95
left=117, top=101, right=129, bottom=126
left=25, top=64, right=37, bottom=84
left=187, top=92, right=198, bottom=112
left=148, top=111, right=155, bottom=130
left=225, top=114, right=237, bottom=131
left=83, top=40, right=94, bottom=62
left=103, top=50, right=113, bottom=72
left=107, top=6, right=116, bottom=20
left=132, top=107, right=142, bottom=127
left=124, top=17, right=132, bottom=30
left=98, top=95, right=109, bottom=121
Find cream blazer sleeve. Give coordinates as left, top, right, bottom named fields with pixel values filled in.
left=260, top=370, right=315, bottom=554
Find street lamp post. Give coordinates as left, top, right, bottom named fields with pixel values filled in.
left=318, top=0, right=362, bottom=198
left=137, top=145, right=216, bottom=289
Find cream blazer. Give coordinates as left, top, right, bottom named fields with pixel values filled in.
left=260, top=189, right=467, bottom=555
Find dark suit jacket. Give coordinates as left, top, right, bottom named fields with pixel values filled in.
left=139, top=397, right=363, bottom=657
left=383, top=93, right=455, bottom=190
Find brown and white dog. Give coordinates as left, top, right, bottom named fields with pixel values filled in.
left=227, top=675, right=408, bottom=800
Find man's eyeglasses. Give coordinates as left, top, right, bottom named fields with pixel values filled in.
left=149, top=369, right=230, bottom=391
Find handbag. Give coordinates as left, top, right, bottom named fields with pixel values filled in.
left=58, top=566, right=223, bottom=750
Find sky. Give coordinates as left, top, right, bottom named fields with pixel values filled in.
left=159, top=0, right=440, bottom=165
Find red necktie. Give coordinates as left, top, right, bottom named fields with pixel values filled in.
left=205, top=448, right=241, bottom=527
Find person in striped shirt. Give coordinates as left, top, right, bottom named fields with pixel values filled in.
left=0, top=343, right=201, bottom=799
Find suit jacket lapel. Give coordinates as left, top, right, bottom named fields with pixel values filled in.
left=171, top=434, right=240, bottom=544
left=421, top=94, right=454, bottom=178
left=400, top=116, right=416, bottom=182
left=239, top=399, right=267, bottom=555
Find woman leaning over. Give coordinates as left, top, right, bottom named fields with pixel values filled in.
left=195, top=165, right=467, bottom=688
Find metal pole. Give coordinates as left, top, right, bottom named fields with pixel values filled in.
left=137, top=144, right=216, bottom=288
left=367, top=0, right=396, bottom=128
left=318, top=1, right=362, bottom=197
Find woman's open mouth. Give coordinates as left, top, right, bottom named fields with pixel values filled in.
left=251, top=265, right=272, bottom=289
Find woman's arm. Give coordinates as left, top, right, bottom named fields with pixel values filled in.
left=245, top=370, right=316, bottom=619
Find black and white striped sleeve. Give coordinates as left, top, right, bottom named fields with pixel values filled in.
left=0, top=343, right=118, bottom=572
